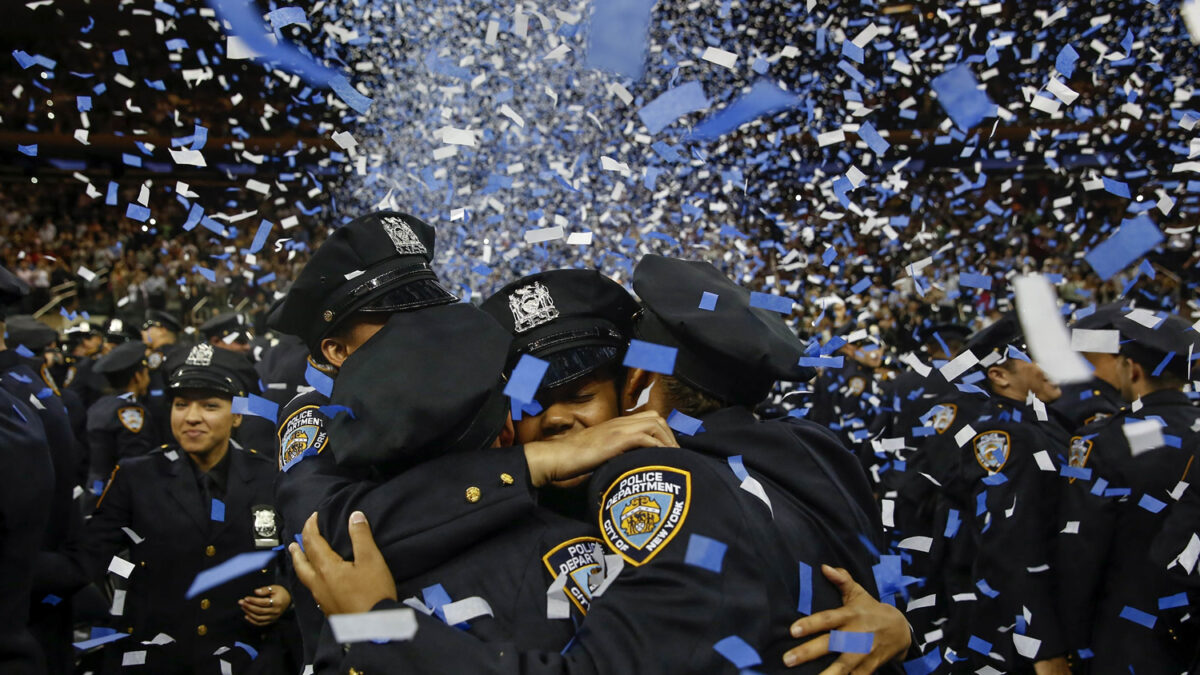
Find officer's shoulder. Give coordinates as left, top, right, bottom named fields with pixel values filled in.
left=280, top=388, right=327, bottom=416
left=596, top=446, right=729, bottom=491
left=240, top=447, right=275, bottom=465
left=117, top=445, right=174, bottom=472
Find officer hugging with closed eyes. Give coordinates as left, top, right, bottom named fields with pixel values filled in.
left=66, top=342, right=299, bottom=674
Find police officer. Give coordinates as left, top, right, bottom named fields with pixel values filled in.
left=307, top=303, right=626, bottom=669
left=79, top=342, right=294, bottom=674
left=4, top=314, right=64, bottom=394
left=923, top=315, right=1070, bottom=672
left=200, top=312, right=254, bottom=356
left=268, top=211, right=666, bottom=665
left=479, top=269, right=641, bottom=518
left=297, top=254, right=910, bottom=673
left=102, top=316, right=140, bottom=353
left=57, top=321, right=106, bottom=408
left=142, top=309, right=188, bottom=444
left=1050, top=303, right=1129, bottom=432
left=85, top=341, right=157, bottom=506
left=1056, top=311, right=1200, bottom=673
left=0, top=265, right=56, bottom=675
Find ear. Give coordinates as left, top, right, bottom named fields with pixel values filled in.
left=231, top=413, right=243, bottom=429
left=495, top=413, right=515, bottom=448
left=986, top=364, right=1009, bottom=390
left=1127, top=358, right=1146, bottom=385
left=621, top=367, right=653, bottom=413
left=320, top=337, right=349, bottom=369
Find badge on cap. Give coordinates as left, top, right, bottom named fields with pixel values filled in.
left=118, top=406, right=145, bottom=433
left=251, top=504, right=280, bottom=548
left=973, top=431, right=1010, bottom=473
left=599, top=466, right=691, bottom=566
left=542, top=537, right=605, bottom=615
left=382, top=216, right=428, bottom=255
left=185, top=343, right=214, bottom=367
left=509, top=281, right=560, bottom=333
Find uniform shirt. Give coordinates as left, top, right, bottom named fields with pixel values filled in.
left=85, top=393, right=157, bottom=501
left=336, top=406, right=896, bottom=674
left=0, top=349, right=86, bottom=675
left=0, top=387, right=54, bottom=675
left=81, top=445, right=285, bottom=674
left=275, top=388, right=543, bottom=665
left=936, top=395, right=1068, bottom=668
left=1056, top=389, right=1200, bottom=673
left=1050, top=377, right=1123, bottom=433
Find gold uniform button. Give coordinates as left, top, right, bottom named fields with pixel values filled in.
left=200, top=599, right=210, bottom=610
left=499, top=473, right=514, bottom=486
left=205, top=545, right=215, bottom=557
left=465, top=486, right=481, bottom=503
left=349, top=669, right=363, bottom=675
left=197, top=625, right=207, bottom=636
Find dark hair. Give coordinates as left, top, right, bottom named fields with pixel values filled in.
left=661, top=375, right=727, bottom=417
left=104, top=365, right=147, bottom=391
left=1121, top=345, right=1187, bottom=390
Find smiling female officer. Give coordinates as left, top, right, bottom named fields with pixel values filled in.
left=80, top=342, right=294, bottom=674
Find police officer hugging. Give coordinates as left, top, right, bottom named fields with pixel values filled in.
left=80, top=341, right=295, bottom=675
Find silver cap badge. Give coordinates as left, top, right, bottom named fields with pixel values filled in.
left=509, top=281, right=559, bottom=333
left=382, top=216, right=428, bottom=256
left=184, top=343, right=214, bottom=367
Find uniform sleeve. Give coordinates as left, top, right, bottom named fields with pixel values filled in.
left=338, top=450, right=834, bottom=675
left=967, top=433, right=1067, bottom=661
left=1054, top=448, right=1118, bottom=651
left=316, top=445, right=538, bottom=581
left=78, top=464, right=137, bottom=582
left=85, top=408, right=118, bottom=490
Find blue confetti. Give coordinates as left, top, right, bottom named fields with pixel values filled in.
left=504, top=354, right=550, bottom=404
left=638, top=81, right=711, bottom=135
left=712, top=635, right=761, bottom=668
left=585, top=0, right=654, bottom=79
left=1119, top=605, right=1156, bottom=629
left=231, top=394, right=280, bottom=423
left=698, top=291, right=718, bottom=311
left=185, top=550, right=278, bottom=598
left=623, top=339, right=677, bottom=375
left=690, top=79, right=801, bottom=140
left=829, top=630, right=874, bottom=654
left=931, top=65, right=994, bottom=131
left=1057, top=44, right=1080, bottom=78
left=211, top=498, right=226, bottom=522
left=749, top=291, right=793, bottom=314
left=1084, top=216, right=1164, bottom=281
left=248, top=219, right=273, bottom=255
left=797, top=561, right=813, bottom=615
left=683, top=533, right=727, bottom=573
left=1137, top=494, right=1167, bottom=513
left=667, top=409, right=704, bottom=435
left=304, top=361, right=334, bottom=397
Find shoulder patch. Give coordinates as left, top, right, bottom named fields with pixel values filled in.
left=973, top=430, right=1011, bottom=473
left=931, top=403, right=958, bottom=434
left=117, top=406, right=145, bottom=433
left=599, top=466, right=691, bottom=566
left=1069, top=436, right=1093, bottom=471
left=542, top=537, right=605, bottom=615
left=278, top=405, right=329, bottom=471
left=40, top=365, right=60, bottom=396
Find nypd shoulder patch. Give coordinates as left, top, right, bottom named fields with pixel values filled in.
left=118, top=406, right=145, bottom=433
left=931, top=403, right=958, bottom=434
left=599, top=465, right=691, bottom=566
left=1068, top=436, right=1093, bottom=470
left=278, top=405, right=329, bottom=471
left=542, top=536, right=605, bottom=615
left=973, top=430, right=1011, bottom=473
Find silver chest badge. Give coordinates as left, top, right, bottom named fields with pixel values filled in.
left=382, top=216, right=428, bottom=255
left=509, top=281, right=559, bottom=333
left=185, top=343, right=214, bottom=367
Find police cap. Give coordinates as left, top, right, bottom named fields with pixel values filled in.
left=0, top=265, right=29, bottom=321
left=1114, top=311, right=1200, bottom=380
left=94, top=341, right=149, bottom=375
left=631, top=254, right=815, bottom=406
left=103, top=317, right=140, bottom=344
left=269, top=211, right=457, bottom=353
left=481, top=269, right=638, bottom=390
left=4, top=315, right=58, bottom=354
left=327, top=303, right=511, bottom=473
left=1072, top=302, right=1130, bottom=330
left=63, top=322, right=101, bottom=349
left=143, top=309, right=183, bottom=334
left=965, top=313, right=1025, bottom=364
left=166, top=343, right=258, bottom=397
left=200, top=312, right=252, bottom=343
